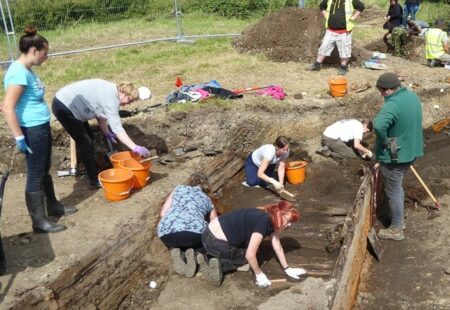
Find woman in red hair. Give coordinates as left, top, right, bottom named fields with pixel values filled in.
left=198, top=201, right=305, bottom=287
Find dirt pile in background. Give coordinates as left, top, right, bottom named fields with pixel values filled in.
left=233, top=8, right=324, bottom=63
left=233, top=7, right=369, bottom=64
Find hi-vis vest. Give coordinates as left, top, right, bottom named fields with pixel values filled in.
left=325, top=0, right=355, bottom=31
left=425, top=28, right=446, bottom=59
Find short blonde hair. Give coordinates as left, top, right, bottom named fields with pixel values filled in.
left=117, top=82, right=139, bottom=101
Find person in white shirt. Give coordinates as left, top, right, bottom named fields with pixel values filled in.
left=244, top=136, right=290, bottom=191
left=316, top=119, right=373, bottom=160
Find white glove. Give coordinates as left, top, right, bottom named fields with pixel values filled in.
left=362, top=150, right=373, bottom=159
left=255, top=272, right=272, bottom=288
left=268, top=178, right=284, bottom=192
left=284, top=267, right=307, bottom=280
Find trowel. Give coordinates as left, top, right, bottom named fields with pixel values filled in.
left=267, top=186, right=297, bottom=202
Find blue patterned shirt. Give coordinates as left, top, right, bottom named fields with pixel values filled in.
left=157, top=185, right=213, bottom=237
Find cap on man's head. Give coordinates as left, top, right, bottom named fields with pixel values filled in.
left=376, top=72, right=401, bottom=89
left=434, top=18, right=447, bottom=28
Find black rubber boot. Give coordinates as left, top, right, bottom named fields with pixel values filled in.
left=25, top=191, right=67, bottom=233
left=306, top=61, right=321, bottom=71
left=42, top=175, right=77, bottom=216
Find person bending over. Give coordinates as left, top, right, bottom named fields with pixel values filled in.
left=316, top=119, right=373, bottom=160
left=52, top=79, right=151, bottom=188
left=198, top=201, right=305, bottom=287
left=157, top=173, right=217, bottom=278
left=244, top=136, right=289, bottom=192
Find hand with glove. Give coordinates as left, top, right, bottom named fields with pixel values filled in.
left=362, top=150, right=373, bottom=160
left=255, top=272, right=272, bottom=288
left=133, top=145, right=150, bottom=158
left=268, top=178, right=284, bottom=192
left=284, top=267, right=307, bottom=280
left=104, top=132, right=117, bottom=144
left=15, top=136, right=32, bottom=154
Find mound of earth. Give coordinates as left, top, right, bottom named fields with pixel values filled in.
left=233, top=8, right=324, bottom=63
left=233, top=7, right=369, bottom=64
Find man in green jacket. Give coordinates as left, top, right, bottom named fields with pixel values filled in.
left=374, top=72, right=424, bottom=241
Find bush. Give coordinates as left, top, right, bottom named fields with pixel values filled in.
left=8, top=0, right=300, bottom=31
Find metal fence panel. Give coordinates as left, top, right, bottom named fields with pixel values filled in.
left=1, top=0, right=301, bottom=64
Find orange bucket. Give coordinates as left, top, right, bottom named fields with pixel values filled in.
left=119, top=158, right=151, bottom=189
left=285, top=161, right=307, bottom=185
left=98, top=168, right=134, bottom=201
left=329, top=77, right=348, bottom=97
left=109, top=151, right=141, bottom=169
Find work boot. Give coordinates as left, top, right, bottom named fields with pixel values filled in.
left=236, top=263, right=250, bottom=272
left=25, top=191, right=66, bottom=233
left=306, top=61, right=321, bottom=71
left=316, top=146, right=332, bottom=157
left=427, top=59, right=438, bottom=68
left=170, top=248, right=186, bottom=275
left=377, top=227, right=404, bottom=241
left=196, top=253, right=208, bottom=274
left=42, top=175, right=77, bottom=216
left=89, top=179, right=101, bottom=190
left=184, top=248, right=197, bottom=278
left=202, top=257, right=222, bottom=287
left=337, top=64, right=348, bottom=75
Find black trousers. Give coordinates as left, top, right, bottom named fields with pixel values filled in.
left=160, top=231, right=203, bottom=251
left=52, top=98, right=98, bottom=182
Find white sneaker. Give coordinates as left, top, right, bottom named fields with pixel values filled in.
left=242, top=181, right=260, bottom=188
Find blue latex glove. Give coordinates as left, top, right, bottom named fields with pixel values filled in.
left=133, top=145, right=150, bottom=157
left=105, top=132, right=117, bottom=143
left=15, top=136, right=32, bottom=154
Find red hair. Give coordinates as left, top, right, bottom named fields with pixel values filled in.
left=257, top=201, right=300, bottom=232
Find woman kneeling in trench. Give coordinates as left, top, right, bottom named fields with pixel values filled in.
left=244, top=136, right=289, bottom=192
left=157, top=173, right=217, bottom=277
left=198, top=201, right=306, bottom=287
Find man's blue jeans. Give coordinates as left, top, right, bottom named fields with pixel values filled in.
left=380, top=163, right=411, bottom=230
left=403, top=4, right=419, bottom=25
left=22, top=122, right=52, bottom=193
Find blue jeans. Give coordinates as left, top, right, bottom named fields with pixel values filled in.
left=21, top=122, right=52, bottom=193
left=380, top=163, right=411, bottom=230
left=244, top=154, right=275, bottom=187
left=403, top=4, right=419, bottom=25
left=202, top=227, right=247, bottom=273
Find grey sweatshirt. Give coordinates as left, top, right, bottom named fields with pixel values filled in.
left=55, top=79, right=124, bottom=134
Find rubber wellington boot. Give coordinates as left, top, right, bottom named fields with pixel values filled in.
left=25, top=191, right=66, bottom=233
left=42, top=175, right=77, bottom=216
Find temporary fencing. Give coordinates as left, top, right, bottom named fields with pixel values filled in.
left=0, top=0, right=306, bottom=65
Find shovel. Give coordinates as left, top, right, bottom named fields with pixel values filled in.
left=410, top=166, right=440, bottom=219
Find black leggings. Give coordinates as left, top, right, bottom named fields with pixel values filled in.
left=52, top=98, right=98, bottom=182
left=160, top=231, right=203, bottom=251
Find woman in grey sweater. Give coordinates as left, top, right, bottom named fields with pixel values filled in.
left=52, top=79, right=150, bottom=188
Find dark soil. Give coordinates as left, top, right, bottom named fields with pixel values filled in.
left=233, top=7, right=371, bottom=64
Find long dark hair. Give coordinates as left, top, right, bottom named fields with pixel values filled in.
left=274, top=136, right=289, bottom=149
left=19, top=25, right=48, bottom=54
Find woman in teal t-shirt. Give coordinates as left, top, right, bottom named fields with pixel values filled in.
left=2, top=26, right=76, bottom=234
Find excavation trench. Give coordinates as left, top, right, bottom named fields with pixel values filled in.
left=4, top=87, right=449, bottom=309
